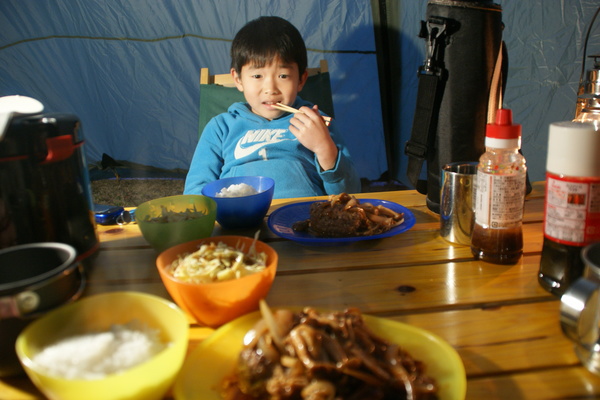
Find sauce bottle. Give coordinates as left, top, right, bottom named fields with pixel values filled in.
left=471, top=109, right=527, bottom=264
left=538, top=121, right=600, bottom=296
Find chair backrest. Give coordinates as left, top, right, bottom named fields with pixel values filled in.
left=198, top=60, right=334, bottom=138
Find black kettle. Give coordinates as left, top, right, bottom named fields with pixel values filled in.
left=0, top=96, right=98, bottom=261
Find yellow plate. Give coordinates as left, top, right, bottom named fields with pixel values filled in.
left=174, top=310, right=466, bottom=400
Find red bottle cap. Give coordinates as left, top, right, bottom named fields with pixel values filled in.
left=486, top=109, right=521, bottom=139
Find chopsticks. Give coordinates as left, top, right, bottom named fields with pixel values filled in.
left=273, top=103, right=332, bottom=126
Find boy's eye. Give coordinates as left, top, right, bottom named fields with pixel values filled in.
left=250, top=74, right=262, bottom=79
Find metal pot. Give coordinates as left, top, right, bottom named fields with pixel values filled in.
left=0, top=242, right=85, bottom=376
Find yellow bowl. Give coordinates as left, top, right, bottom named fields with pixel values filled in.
left=173, top=310, right=466, bottom=400
left=136, top=195, right=217, bottom=252
left=15, top=292, right=189, bottom=400
left=156, top=236, right=278, bottom=328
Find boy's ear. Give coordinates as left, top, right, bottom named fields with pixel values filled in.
left=297, top=70, right=309, bottom=92
left=231, top=68, right=244, bottom=92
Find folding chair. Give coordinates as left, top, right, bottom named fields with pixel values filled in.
left=198, top=60, right=334, bottom=137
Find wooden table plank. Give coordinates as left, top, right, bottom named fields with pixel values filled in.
left=10, top=181, right=592, bottom=400
left=266, top=221, right=544, bottom=275
left=391, top=301, right=579, bottom=375
left=0, top=379, right=41, bottom=400
left=97, top=183, right=545, bottom=249
left=85, top=249, right=554, bottom=317
left=466, top=366, right=600, bottom=399
left=264, top=254, right=553, bottom=315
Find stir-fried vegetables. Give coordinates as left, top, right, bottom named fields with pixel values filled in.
left=143, top=204, right=207, bottom=223
left=293, top=193, right=405, bottom=238
left=168, top=240, right=267, bottom=284
left=222, top=301, right=439, bottom=400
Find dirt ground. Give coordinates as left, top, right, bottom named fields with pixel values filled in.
left=90, top=177, right=407, bottom=207
left=91, top=179, right=185, bottom=207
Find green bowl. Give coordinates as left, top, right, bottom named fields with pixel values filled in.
left=136, top=195, right=217, bottom=252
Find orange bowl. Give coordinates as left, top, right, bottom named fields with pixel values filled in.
left=156, top=236, right=277, bottom=328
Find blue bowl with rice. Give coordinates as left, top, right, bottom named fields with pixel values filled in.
left=201, top=176, right=275, bottom=229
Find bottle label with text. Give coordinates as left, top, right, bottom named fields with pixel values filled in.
left=544, top=173, right=600, bottom=246
left=475, top=173, right=525, bottom=228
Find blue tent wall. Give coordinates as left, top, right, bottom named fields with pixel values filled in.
left=0, top=0, right=387, bottom=180
left=1, top=1, right=599, bottom=186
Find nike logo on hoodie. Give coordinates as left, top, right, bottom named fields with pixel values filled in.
left=234, top=128, right=294, bottom=159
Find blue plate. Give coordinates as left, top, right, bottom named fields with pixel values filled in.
left=267, top=199, right=416, bottom=245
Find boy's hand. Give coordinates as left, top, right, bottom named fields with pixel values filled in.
left=289, top=105, right=338, bottom=171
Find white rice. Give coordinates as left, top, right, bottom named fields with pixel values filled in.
left=215, top=183, right=259, bottom=198
left=32, top=321, right=167, bottom=380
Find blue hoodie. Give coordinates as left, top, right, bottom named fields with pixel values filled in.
left=184, top=97, right=361, bottom=199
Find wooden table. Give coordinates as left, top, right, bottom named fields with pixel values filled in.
left=3, top=181, right=600, bottom=399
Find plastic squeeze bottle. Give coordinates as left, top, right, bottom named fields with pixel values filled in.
left=470, top=109, right=527, bottom=265
left=537, top=120, right=600, bottom=296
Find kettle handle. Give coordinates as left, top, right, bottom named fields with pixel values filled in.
left=41, top=135, right=77, bottom=164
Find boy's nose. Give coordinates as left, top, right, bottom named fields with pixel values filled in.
left=263, top=79, right=280, bottom=95
left=264, top=87, right=280, bottom=95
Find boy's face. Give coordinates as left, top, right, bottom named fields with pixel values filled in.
left=232, top=57, right=308, bottom=120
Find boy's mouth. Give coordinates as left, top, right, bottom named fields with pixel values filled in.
left=263, top=101, right=282, bottom=107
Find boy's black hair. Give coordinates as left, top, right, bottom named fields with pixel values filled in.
left=231, top=16, right=307, bottom=76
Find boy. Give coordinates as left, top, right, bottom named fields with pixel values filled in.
left=184, top=16, right=361, bottom=199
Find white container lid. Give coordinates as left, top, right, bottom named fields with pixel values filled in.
left=485, top=136, right=521, bottom=149
left=547, top=121, right=600, bottom=177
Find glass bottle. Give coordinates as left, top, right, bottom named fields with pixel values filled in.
left=471, top=109, right=527, bottom=265
left=538, top=120, right=600, bottom=297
